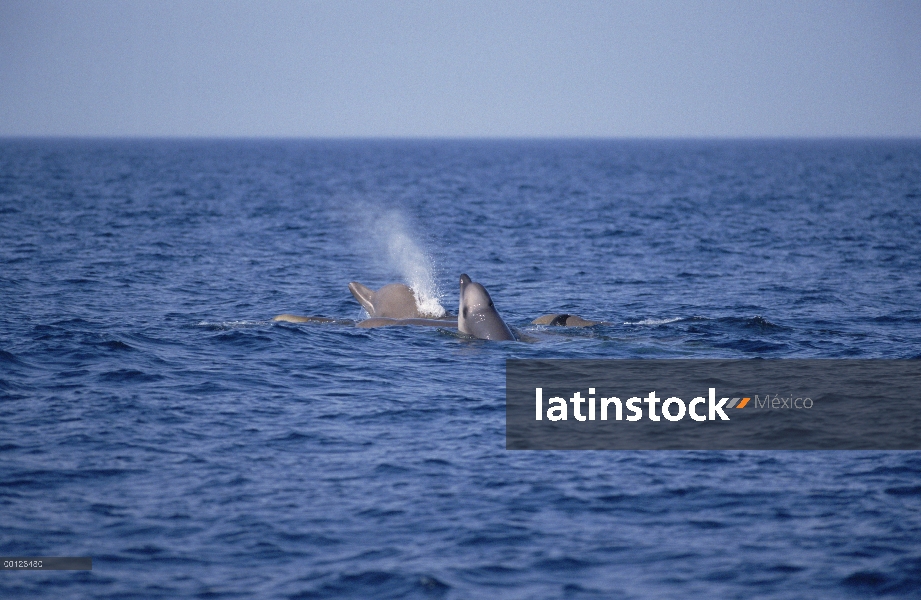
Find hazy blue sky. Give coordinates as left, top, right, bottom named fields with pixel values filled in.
left=2, top=0, right=919, bottom=137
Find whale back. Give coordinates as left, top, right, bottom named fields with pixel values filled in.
left=458, top=274, right=515, bottom=341
left=531, top=314, right=602, bottom=327
left=349, top=282, right=422, bottom=319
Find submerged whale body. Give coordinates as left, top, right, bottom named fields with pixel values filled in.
left=457, top=274, right=516, bottom=341
left=356, top=317, right=454, bottom=329
left=272, top=314, right=338, bottom=324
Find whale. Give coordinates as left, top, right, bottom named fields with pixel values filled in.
left=356, top=317, right=454, bottom=328
left=531, top=314, right=604, bottom=327
left=458, top=274, right=516, bottom=341
left=348, top=282, right=434, bottom=319
left=354, top=275, right=516, bottom=339
left=275, top=278, right=600, bottom=336
left=272, top=314, right=339, bottom=324
left=275, top=281, right=453, bottom=325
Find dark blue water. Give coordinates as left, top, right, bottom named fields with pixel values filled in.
left=2, top=139, right=920, bottom=598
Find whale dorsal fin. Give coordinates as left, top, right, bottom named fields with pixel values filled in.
left=348, top=282, right=376, bottom=314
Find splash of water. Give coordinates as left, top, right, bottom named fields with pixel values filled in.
left=352, top=206, right=446, bottom=317
left=384, top=228, right=446, bottom=317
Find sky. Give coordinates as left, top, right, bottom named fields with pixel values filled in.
left=1, top=0, right=920, bottom=138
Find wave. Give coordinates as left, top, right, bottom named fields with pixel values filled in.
left=196, top=320, right=271, bottom=330
left=623, top=316, right=689, bottom=326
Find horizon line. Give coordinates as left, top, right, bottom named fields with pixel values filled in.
left=2, top=135, right=920, bottom=142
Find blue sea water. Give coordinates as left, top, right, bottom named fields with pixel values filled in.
left=1, top=139, right=920, bottom=599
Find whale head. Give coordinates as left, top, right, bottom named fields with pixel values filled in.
left=458, top=274, right=516, bottom=341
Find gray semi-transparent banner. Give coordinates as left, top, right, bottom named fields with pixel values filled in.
left=506, top=360, right=921, bottom=450
left=1, top=557, right=92, bottom=570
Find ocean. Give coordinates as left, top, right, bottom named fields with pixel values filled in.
left=1, top=138, right=920, bottom=598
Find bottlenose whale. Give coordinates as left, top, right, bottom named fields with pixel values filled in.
left=274, top=277, right=601, bottom=336
left=274, top=281, right=453, bottom=326
left=348, top=282, right=434, bottom=319
left=356, top=317, right=454, bottom=328
left=272, top=314, right=339, bottom=324
left=531, top=314, right=604, bottom=327
left=352, top=275, right=517, bottom=339
left=458, top=274, right=516, bottom=341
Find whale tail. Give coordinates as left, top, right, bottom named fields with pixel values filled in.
left=348, top=282, right=376, bottom=314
